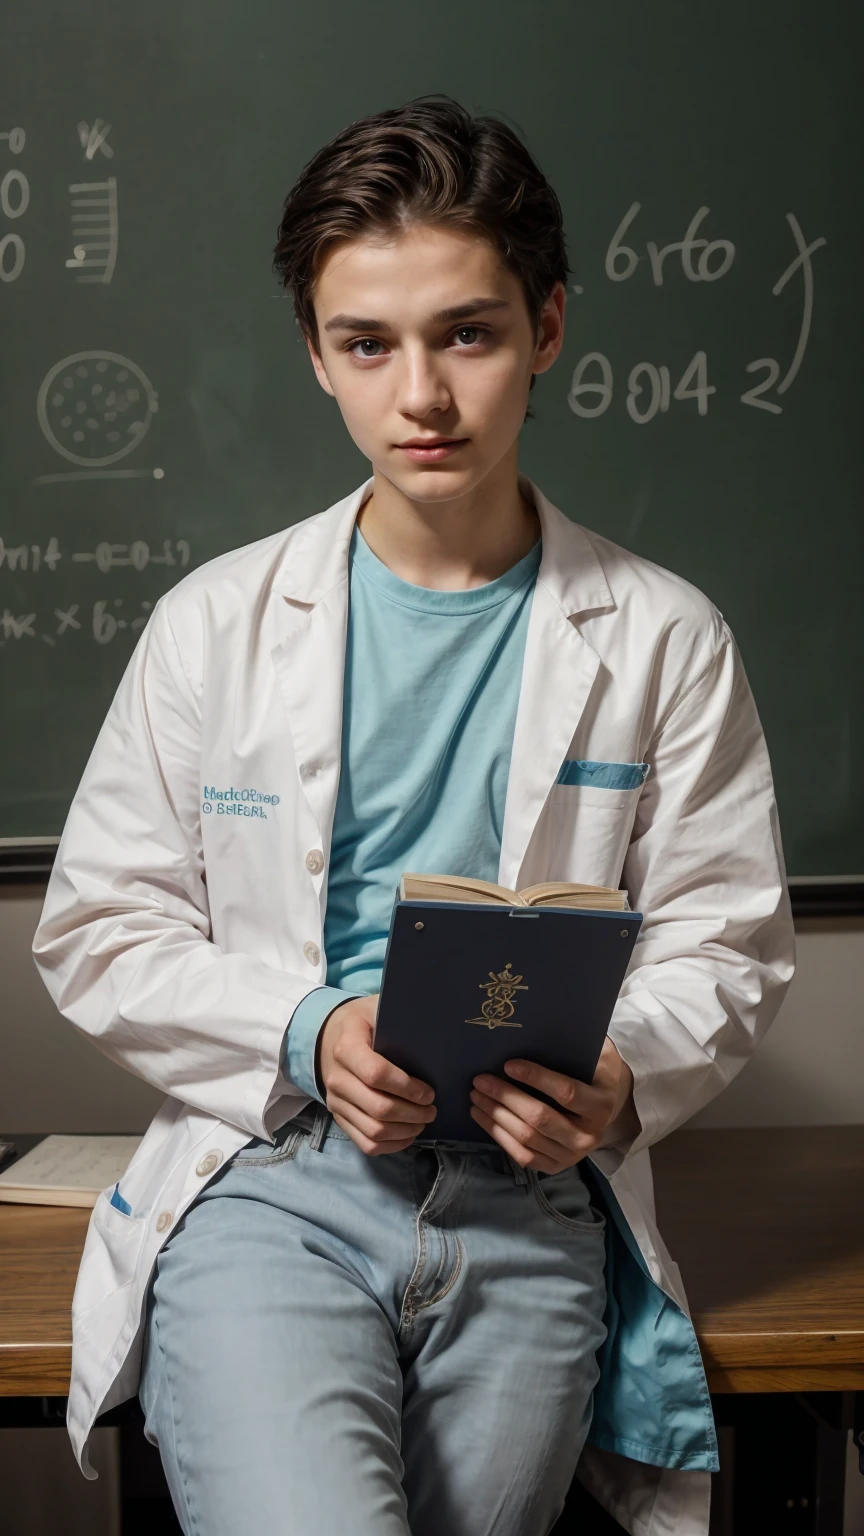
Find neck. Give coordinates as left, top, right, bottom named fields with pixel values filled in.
left=355, top=447, right=539, bottom=591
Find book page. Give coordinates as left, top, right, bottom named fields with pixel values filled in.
left=400, top=873, right=522, bottom=905
left=520, top=882, right=628, bottom=910
left=0, top=1134, right=141, bottom=1197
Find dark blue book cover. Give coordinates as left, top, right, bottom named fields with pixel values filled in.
left=373, top=899, right=643, bottom=1143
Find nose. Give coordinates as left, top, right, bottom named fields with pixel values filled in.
left=395, top=342, right=452, bottom=420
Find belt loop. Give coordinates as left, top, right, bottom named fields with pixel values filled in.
left=507, top=1154, right=528, bottom=1187
left=309, top=1104, right=332, bottom=1152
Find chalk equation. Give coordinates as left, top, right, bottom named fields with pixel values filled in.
left=567, top=207, right=826, bottom=422
left=77, top=120, right=114, bottom=161
left=0, top=538, right=191, bottom=574
left=36, top=351, right=160, bottom=475
left=0, top=121, right=121, bottom=285
left=0, top=127, right=28, bottom=284
left=1, top=599, right=154, bottom=647
left=66, top=176, right=118, bottom=284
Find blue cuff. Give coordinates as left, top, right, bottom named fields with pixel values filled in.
left=282, top=987, right=362, bottom=1102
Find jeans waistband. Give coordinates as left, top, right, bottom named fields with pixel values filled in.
left=289, top=1102, right=529, bottom=1183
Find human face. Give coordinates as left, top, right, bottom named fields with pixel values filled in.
left=305, top=223, right=564, bottom=504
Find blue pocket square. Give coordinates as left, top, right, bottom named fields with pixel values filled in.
left=109, top=1182, right=133, bottom=1215
left=557, top=759, right=649, bottom=790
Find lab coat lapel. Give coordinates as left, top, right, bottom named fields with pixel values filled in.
left=269, top=478, right=374, bottom=850
left=267, top=472, right=614, bottom=881
left=497, top=476, right=614, bottom=892
left=270, top=593, right=349, bottom=850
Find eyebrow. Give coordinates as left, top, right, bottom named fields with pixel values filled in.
left=322, top=297, right=512, bottom=333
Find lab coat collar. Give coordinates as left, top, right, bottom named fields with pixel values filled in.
left=272, top=472, right=615, bottom=621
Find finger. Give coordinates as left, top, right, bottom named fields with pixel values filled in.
left=470, top=1087, right=581, bottom=1163
left=472, top=1077, right=590, bottom=1149
left=327, top=1092, right=432, bottom=1143
left=339, top=1037, right=434, bottom=1105
left=330, top=1108, right=421, bottom=1157
left=327, top=1069, right=437, bottom=1126
left=469, top=1104, right=567, bottom=1174
left=501, top=1060, right=593, bottom=1115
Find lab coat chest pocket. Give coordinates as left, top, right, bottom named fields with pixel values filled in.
left=543, top=780, right=645, bottom=888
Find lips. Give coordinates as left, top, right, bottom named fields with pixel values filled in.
left=397, top=438, right=468, bottom=461
left=399, top=438, right=463, bottom=448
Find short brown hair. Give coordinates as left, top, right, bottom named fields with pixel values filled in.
left=273, top=94, right=569, bottom=395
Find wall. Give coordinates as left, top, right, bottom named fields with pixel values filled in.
left=1, top=886, right=862, bottom=1131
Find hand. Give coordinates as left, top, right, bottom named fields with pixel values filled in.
left=317, top=995, right=436, bottom=1156
left=469, top=1038, right=639, bottom=1173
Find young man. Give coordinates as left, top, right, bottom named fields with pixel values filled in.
left=33, top=96, right=794, bottom=1536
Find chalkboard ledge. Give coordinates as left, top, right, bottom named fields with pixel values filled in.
left=1, top=842, right=862, bottom=917
left=1, top=840, right=58, bottom=879
left=785, top=879, right=864, bottom=919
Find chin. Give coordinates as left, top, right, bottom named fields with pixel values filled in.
left=396, top=472, right=483, bottom=503
left=377, top=455, right=496, bottom=500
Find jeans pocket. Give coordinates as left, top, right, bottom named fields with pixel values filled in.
left=528, top=1167, right=607, bottom=1235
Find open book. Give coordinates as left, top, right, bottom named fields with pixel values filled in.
left=399, top=872, right=628, bottom=911
left=0, top=1134, right=141, bottom=1208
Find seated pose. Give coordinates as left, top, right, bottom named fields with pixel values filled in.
left=33, top=95, right=795, bottom=1536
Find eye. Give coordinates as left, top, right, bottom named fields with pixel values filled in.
left=452, top=325, right=488, bottom=347
left=346, top=337, right=387, bottom=359
left=343, top=324, right=491, bottom=361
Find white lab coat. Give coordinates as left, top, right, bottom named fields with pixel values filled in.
left=32, top=472, right=795, bottom=1536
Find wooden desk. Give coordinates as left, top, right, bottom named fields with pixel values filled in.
left=0, top=1204, right=89, bottom=1395
left=2, top=1125, right=862, bottom=1398
left=1, top=1127, right=862, bottom=1536
left=651, top=1125, right=864, bottom=1394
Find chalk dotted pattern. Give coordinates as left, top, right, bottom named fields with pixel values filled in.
left=37, top=351, right=158, bottom=467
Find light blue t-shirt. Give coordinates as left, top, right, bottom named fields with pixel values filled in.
left=283, top=520, right=542, bottom=1097
left=278, top=519, right=720, bottom=1480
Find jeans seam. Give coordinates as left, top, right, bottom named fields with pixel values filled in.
left=399, top=1155, right=448, bottom=1337
left=409, top=1155, right=471, bottom=1314
left=399, top=1220, right=427, bottom=1336
left=416, top=1233, right=465, bottom=1311
left=152, top=1310, right=200, bottom=1535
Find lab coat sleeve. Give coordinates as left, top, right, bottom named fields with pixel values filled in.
left=602, top=623, right=796, bottom=1164
left=31, top=598, right=321, bottom=1140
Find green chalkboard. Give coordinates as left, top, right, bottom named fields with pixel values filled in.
left=1, top=1, right=862, bottom=879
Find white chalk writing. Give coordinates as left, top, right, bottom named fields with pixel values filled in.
left=0, top=538, right=189, bottom=573
left=66, top=177, right=118, bottom=284
left=0, top=126, right=28, bottom=283
left=568, top=209, right=826, bottom=422
left=0, top=600, right=154, bottom=647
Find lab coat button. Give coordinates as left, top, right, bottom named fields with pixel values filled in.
left=195, top=1150, right=223, bottom=1177
left=155, top=1210, right=173, bottom=1233
left=305, top=849, right=324, bottom=875
left=303, top=941, right=321, bottom=966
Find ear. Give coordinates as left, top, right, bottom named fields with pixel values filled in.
left=531, top=282, right=566, bottom=378
left=305, top=333, right=337, bottom=398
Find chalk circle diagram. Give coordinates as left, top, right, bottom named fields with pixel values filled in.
left=37, top=351, right=158, bottom=467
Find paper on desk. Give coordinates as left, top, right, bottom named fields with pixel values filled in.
left=0, top=1134, right=141, bottom=1208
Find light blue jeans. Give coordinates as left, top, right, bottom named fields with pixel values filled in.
left=139, top=1103, right=608, bottom=1536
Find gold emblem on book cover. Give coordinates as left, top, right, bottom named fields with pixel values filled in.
left=466, top=962, right=528, bottom=1029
